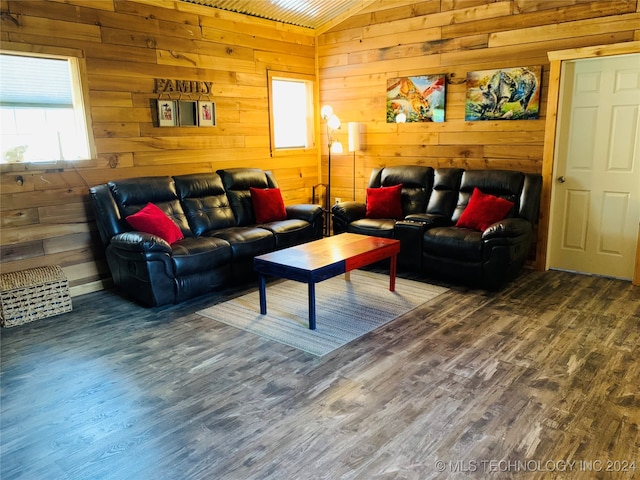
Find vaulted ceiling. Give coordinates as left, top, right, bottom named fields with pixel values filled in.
left=180, top=0, right=375, bottom=33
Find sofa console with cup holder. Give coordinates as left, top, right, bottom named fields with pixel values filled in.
left=332, top=166, right=542, bottom=289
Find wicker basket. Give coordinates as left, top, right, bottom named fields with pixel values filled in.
left=0, top=265, right=72, bottom=327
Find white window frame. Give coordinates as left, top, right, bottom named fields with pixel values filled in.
left=267, top=70, right=315, bottom=156
left=0, top=47, right=95, bottom=164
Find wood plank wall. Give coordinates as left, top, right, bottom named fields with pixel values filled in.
left=0, top=0, right=638, bottom=295
left=317, top=0, right=640, bottom=202
left=0, top=0, right=318, bottom=294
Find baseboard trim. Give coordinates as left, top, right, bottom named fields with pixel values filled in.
left=70, top=279, right=112, bottom=297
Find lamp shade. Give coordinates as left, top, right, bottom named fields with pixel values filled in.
left=327, top=114, right=341, bottom=130
left=320, top=105, right=333, bottom=119
left=348, top=122, right=360, bottom=152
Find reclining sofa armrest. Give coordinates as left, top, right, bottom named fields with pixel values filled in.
left=331, top=201, right=367, bottom=234
left=482, top=218, right=532, bottom=240
left=332, top=201, right=366, bottom=223
left=286, top=204, right=325, bottom=239
left=89, top=183, right=126, bottom=247
left=286, top=204, right=323, bottom=223
left=110, top=231, right=173, bottom=254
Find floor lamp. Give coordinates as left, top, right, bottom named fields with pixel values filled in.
left=348, top=122, right=360, bottom=201
left=321, top=105, right=342, bottom=236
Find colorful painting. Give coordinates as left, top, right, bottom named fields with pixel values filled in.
left=465, top=66, right=541, bottom=121
left=386, top=74, right=446, bottom=123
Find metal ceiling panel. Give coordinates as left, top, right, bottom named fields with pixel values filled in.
left=180, top=0, right=364, bottom=30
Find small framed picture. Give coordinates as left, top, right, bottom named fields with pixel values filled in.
left=179, top=100, right=198, bottom=127
left=198, top=101, right=216, bottom=127
left=158, top=100, right=177, bottom=127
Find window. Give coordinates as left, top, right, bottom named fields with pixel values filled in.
left=0, top=52, right=94, bottom=163
left=268, top=71, right=315, bottom=153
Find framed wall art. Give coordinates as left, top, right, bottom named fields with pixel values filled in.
left=198, top=101, right=216, bottom=127
left=386, top=74, right=446, bottom=123
left=179, top=100, right=198, bottom=127
left=158, top=100, right=177, bottom=127
left=465, top=66, right=541, bottom=121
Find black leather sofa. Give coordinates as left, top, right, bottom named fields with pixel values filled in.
left=89, top=168, right=324, bottom=306
left=332, top=166, right=542, bottom=288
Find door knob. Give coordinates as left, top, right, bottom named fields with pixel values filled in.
left=557, top=176, right=566, bottom=183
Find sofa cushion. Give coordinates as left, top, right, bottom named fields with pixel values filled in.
left=109, top=176, right=192, bottom=236
left=181, top=195, right=237, bottom=235
left=208, top=226, right=275, bottom=261
left=452, top=170, right=522, bottom=223
left=456, top=188, right=514, bottom=232
left=369, top=165, right=434, bottom=215
left=174, top=173, right=237, bottom=234
left=347, top=218, right=396, bottom=238
left=427, top=168, right=464, bottom=217
left=258, top=219, right=313, bottom=249
left=110, top=176, right=176, bottom=211
left=170, top=237, right=232, bottom=276
left=423, top=226, right=483, bottom=262
left=250, top=187, right=287, bottom=223
left=366, top=184, right=403, bottom=219
left=218, top=168, right=274, bottom=226
left=125, top=202, right=184, bottom=244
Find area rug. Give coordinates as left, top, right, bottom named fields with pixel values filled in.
left=196, top=270, right=448, bottom=356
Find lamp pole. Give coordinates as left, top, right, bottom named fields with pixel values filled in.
left=327, top=143, right=332, bottom=236
left=348, top=122, right=360, bottom=201
left=326, top=121, right=332, bottom=236
left=321, top=105, right=341, bottom=236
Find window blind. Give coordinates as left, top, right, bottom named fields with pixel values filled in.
left=0, top=54, right=73, bottom=108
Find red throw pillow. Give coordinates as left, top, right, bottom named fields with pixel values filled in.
left=125, top=202, right=184, bottom=244
left=250, top=187, right=287, bottom=223
left=456, top=187, right=514, bottom=231
left=366, top=184, right=403, bottom=219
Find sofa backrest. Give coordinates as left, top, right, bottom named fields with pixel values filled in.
left=108, top=177, right=193, bottom=237
left=368, top=166, right=542, bottom=225
left=518, top=173, right=543, bottom=223
left=217, top=168, right=278, bottom=226
left=174, top=173, right=237, bottom=235
left=89, top=169, right=289, bottom=245
left=452, top=170, right=524, bottom=223
left=368, top=165, right=434, bottom=215
left=91, top=175, right=209, bottom=244
left=426, top=168, right=464, bottom=218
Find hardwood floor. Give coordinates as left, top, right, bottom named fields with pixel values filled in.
left=1, top=269, right=638, bottom=480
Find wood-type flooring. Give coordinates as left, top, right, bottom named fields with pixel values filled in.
left=1, top=269, right=639, bottom=480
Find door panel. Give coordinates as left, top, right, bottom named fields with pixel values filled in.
left=599, top=192, right=628, bottom=254
left=609, top=105, right=637, bottom=169
left=568, top=107, right=596, bottom=166
left=549, top=54, right=640, bottom=279
left=562, top=190, right=589, bottom=250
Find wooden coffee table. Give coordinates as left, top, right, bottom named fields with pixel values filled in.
left=253, top=233, right=401, bottom=330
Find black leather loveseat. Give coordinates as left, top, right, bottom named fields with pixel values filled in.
left=89, top=168, right=323, bottom=306
left=332, top=166, right=542, bottom=289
